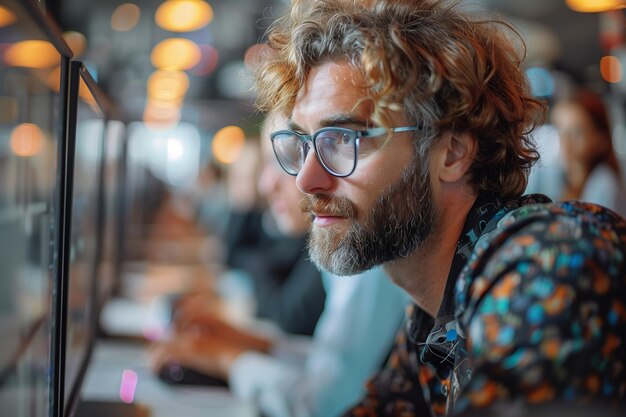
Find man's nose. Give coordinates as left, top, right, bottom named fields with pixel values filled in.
left=296, top=145, right=334, bottom=195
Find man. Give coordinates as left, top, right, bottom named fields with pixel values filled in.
left=253, top=0, right=626, bottom=415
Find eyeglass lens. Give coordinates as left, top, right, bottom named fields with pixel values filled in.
left=272, top=129, right=356, bottom=176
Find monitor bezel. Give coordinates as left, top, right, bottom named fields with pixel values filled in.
left=54, top=59, right=111, bottom=417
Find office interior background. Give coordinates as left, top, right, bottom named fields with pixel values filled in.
left=1, top=0, right=626, bottom=417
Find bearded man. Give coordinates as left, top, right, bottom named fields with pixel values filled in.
left=254, top=0, right=626, bottom=415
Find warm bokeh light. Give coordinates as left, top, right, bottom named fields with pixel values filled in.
left=147, top=69, right=189, bottom=102
left=144, top=99, right=182, bottom=121
left=10, top=123, right=46, bottom=157
left=0, top=6, right=16, bottom=27
left=566, top=0, right=626, bottom=12
left=143, top=103, right=181, bottom=131
left=600, top=55, right=622, bottom=83
left=143, top=119, right=180, bottom=133
left=212, top=126, right=245, bottom=164
left=150, top=38, right=201, bottom=70
left=63, top=31, right=87, bottom=57
left=111, top=3, right=141, bottom=32
left=155, top=0, right=213, bottom=32
left=4, top=40, right=60, bottom=69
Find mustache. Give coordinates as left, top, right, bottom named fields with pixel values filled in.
left=299, top=194, right=355, bottom=218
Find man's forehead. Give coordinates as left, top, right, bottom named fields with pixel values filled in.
left=296, top=61, right=366, bottom=100
left=290, top=61, right=371, bottom=130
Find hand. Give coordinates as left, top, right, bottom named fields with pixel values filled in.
left=148, top=331, right=247, bottom=380
left=149, top=320, right=273, bottom=380
left=173, top=291, right=227, bottom=324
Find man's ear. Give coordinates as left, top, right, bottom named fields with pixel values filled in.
left=437, top=131, right=476, bottom=183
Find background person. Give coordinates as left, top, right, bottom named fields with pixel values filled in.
left=173, top=137, right=326, bottom=337
left=550, top=88, right=626, bottom=216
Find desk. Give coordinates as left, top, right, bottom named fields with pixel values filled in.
left=81, top=340, right=258, bottom=417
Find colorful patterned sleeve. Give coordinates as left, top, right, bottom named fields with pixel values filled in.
left=341, top=309, right=435, bottom=417
left=455, top=201, right=626, bottom=411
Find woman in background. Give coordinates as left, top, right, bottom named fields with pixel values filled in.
left=551, top=89, right=626, bottom=216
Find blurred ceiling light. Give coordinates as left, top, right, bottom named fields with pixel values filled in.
left=190, top=44, right=219, bottom=76
left=146, top=97, right=182, bottom=110
left=111, top=3, right=141, bottom=32
left=566, top=0, right=626, bottom=12
left=143, top=106, right=181, bottom=132
left=147, top=69, right=189, bottom=101
left=144, top=99, right=182, bottom=121
left=144, top=120, right=180, bottom=133
left=600, top=55, right=622, bottom=83
left=0, top=6, right=16, bottom=27
left=4, top=40, right=59, bottom=69
left=63, top=31, right=87, bottom=57
left=155, top=0, right=214, bottom=32
left=10, top=123, right=45, bottom=157
left=212, top=125, right=245, bottom=164
left=151, top=38, right=201, bottom=70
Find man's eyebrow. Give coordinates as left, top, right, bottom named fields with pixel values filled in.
left=287, top=115, right=368, bottom=132
left=320, top=115, right=368, bottom=128
left=287, top=120, right=303, bottom=132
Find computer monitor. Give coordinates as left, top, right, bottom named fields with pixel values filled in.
left=0, top=0, right=72, bottom=416
left=55, top=60, right=107, bottom=417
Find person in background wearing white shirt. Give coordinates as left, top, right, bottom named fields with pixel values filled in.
left=149, top=113, right=409, bottom=417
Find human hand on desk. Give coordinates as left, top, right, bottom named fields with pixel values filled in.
left=148, top=314, right=272, bottom=380
left=173, top=291, right=228, bottom=322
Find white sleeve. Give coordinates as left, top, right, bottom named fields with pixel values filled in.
left=228, top=267, right=408, bottom=417
left=304, top=269, right=408, bottom=417
left=229, top=350, right=305, bottom=417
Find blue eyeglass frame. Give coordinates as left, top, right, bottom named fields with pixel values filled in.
left=269, top=125, right=421, bottom=178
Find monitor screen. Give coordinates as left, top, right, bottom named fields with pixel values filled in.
left=60, top=61, right=106, bottom=417
left=0, top=0, right=72, bottom=416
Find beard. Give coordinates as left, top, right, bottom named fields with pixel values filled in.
left=300, top=156, right=436, bottom=276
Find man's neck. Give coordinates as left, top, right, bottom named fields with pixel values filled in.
left=384, top=191, right=477, bottom=317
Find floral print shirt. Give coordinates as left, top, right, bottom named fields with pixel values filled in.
left=344, top=194, right=626, bottom=416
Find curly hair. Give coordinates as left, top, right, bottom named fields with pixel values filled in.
left=254, top=0, right=546, bottom=197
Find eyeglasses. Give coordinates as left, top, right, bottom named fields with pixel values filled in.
left=269, top=126, right=421, bottom=177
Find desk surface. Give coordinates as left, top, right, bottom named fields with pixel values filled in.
left=81, top=340, right=258, bottom=417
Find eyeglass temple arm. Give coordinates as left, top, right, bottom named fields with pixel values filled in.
left=363, top=126, right=421, bottom=137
